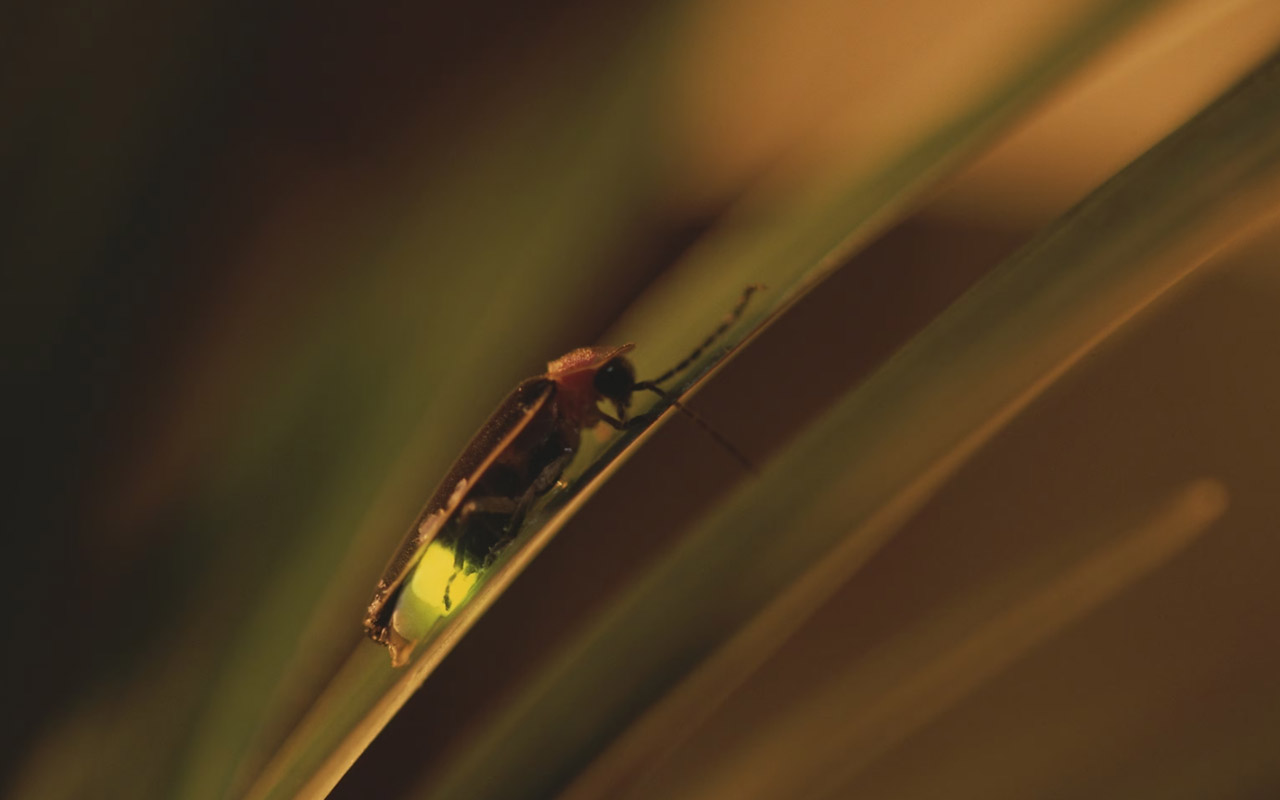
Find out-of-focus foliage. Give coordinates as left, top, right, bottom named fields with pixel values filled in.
left=6, top=0, right=1280, bottom=798
left=423, top=42, right=1280, bottom=798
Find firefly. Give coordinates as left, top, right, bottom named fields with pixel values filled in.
left=364, top=287, right=759, bottom=667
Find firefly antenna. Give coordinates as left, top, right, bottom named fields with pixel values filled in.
left=632, top=285, right=764, bottom=474
left=636, top=285, right=762, bottom=387
left=635, top=382, right=758, bottom=474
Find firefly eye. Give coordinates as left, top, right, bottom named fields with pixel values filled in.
left=593, top=357, right=635, bottom=403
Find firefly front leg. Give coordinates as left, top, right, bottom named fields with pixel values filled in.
left=599, top=410, right=657, bottom=432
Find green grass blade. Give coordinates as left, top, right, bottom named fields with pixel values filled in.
left=419, top=46, right=1280, bottom=800
left=242, top=3, right=1185, bottom=797
left=239, top=2, right=1192, bottom=798
left=11, top=8, right=685, bottom=800
left=10, top=1, right=1226, bottom=798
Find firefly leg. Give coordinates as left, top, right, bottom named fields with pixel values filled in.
left=442, top=452, right=574, bottom=609
left=442, top=570, right=467, bottom=612
left=454, top=496, right=521, bottom=557
left=453, top=494, right=521, bottom=571
left=603, top=409, right=662, bottom=433
left=457, top=495, right=519, bottom=518
left=504, top=450, right=574, bottom=537
left=444, top=495, right=523, bottom=608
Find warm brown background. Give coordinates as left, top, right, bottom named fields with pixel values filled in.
left=7, top=0, right=1280, bottom=797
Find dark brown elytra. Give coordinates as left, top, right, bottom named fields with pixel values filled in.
left=364, top=286, right=760, bottom=666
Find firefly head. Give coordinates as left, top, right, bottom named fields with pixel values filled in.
left=593, top=356, right=636, bottom=421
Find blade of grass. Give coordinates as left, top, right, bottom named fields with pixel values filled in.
left=418, top=47, right=1280, bottom=800
left=603, top=0, right=1177, bottom=379
left=241, top=1, right=1177, bottom=797
left=13, top=6, right=690, bottom=800
left=218, top=33, right=687, bottom=800
left=5, top=2, right=1189, bottom=799
left=647, top=479, right=1229, bottom=800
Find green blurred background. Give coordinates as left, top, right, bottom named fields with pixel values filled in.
left=7, top=0, right=1280, bottom=797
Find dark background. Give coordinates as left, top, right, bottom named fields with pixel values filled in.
left=6, top=1, right=1280, bottom=797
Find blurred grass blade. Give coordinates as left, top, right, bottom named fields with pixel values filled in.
left=420, top=48, right=1280, bottom=800
left=605, top=0, right=1177, bottom=378
left=801, top=480, right=1228, bottom=800
left=240, top=2, right=1182, bottom=798
left=239, top=305, right=763, bottom=800
left=591, top=480, right=1229, bottom=800
left=244, top=3, right=1180, bottom=798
